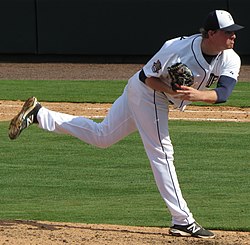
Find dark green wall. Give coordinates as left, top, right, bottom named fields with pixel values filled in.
left=0, top=0, right=248, bottom=57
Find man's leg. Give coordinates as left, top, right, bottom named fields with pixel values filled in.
left=127, top=77, right=214, bottom=238
left=127, top=78, right=194, bottom=225
left=37, top=86, right=137, bottom=148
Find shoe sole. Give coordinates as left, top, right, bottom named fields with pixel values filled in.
left=169, top=228, right=215, bottom=239
left=8, top=97, right=37, bottom=140
left=169, top=228, right=192, bottom=237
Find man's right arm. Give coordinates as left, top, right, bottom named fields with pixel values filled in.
left=145, top=77, right=177, bottom=95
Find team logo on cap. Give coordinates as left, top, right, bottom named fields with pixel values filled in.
left=227, top=13, right=233, bottom=21
left=152, top=60, right=162, bottom=73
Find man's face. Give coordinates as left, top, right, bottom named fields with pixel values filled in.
left=210, top=30, right=236, bottom=50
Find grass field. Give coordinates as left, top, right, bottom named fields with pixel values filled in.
left=0, top=80, right=249, bottom=106
left=0, top=80, right=249, bottom=231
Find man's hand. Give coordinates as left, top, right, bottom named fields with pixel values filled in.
left=175, top=86, right=218, bottom=103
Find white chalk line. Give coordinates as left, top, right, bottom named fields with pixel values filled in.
left=0, top=104, right=107, bottom=110
left=3, top=113, right=247, bottom=122
left=169, top=109, right=250, bottom=114
left=169, top=117, right=247, bottom=122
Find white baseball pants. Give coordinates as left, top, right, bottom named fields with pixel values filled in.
left=37, top=73, right=195, bottom=225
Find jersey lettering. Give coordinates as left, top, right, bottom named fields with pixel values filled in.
left=206, top=73, right=219, bottom=88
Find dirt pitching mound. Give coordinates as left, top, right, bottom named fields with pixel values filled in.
left=0, top=220, right=249, bottom=245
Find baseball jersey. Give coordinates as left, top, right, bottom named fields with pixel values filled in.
left=142, top=34, right=241, bottom=110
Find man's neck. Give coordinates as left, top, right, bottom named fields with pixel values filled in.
left=201, top=39, right=221, bottom=56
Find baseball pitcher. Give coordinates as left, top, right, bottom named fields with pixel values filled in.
left=9, top=10, right=244, bottom=239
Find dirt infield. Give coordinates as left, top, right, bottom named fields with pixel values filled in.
left=0, top=220, right=249, bottom=245
left=0, top=62, right=249, bottom=244
left=0, top=63, right=249, bottom=81
left=1, top=100, right=250, bottom=123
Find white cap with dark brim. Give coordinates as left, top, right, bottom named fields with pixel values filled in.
left=204, top=10, right=244, bottom=32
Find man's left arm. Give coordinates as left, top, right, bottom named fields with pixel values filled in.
left=176, top=75, right=236, bottom=104
left=213, top=75, right=237, bottom=103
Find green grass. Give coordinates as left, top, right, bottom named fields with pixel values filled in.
left=0, top=80, right=249, bottom=106
left=0, top=80, right=127, bottom=103
left=0, top=120, right=249, bottom=231
left=192, top=81, right=250, bottom=107
left=0, top=79, right=249, bottom=230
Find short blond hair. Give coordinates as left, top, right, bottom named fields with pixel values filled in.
left=199, top=27, right=209, bottom=38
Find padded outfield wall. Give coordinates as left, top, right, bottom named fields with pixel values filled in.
left=0, top=0, right=248, bottom=60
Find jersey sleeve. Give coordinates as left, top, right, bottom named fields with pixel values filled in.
left=142, top=37, right=182, bottom=79
left=214, top=50, right=241, bottom=81
left=214, top=75, right=237, bottom=103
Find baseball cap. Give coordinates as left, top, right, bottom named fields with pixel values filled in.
left=203, top=10, right=244, bottom=32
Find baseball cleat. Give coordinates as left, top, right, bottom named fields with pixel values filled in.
left=8, top=97, right=41, bottom=140
left=169, top=222, right=215, bottom=239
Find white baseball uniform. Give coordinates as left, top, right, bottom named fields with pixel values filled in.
left=37, top=34, right=241, bottom=225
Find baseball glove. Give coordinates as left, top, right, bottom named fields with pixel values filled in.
left=167, top=63, right=194, bottom=91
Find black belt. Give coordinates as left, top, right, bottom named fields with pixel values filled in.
left=139, top=69, right=147, bottom=83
